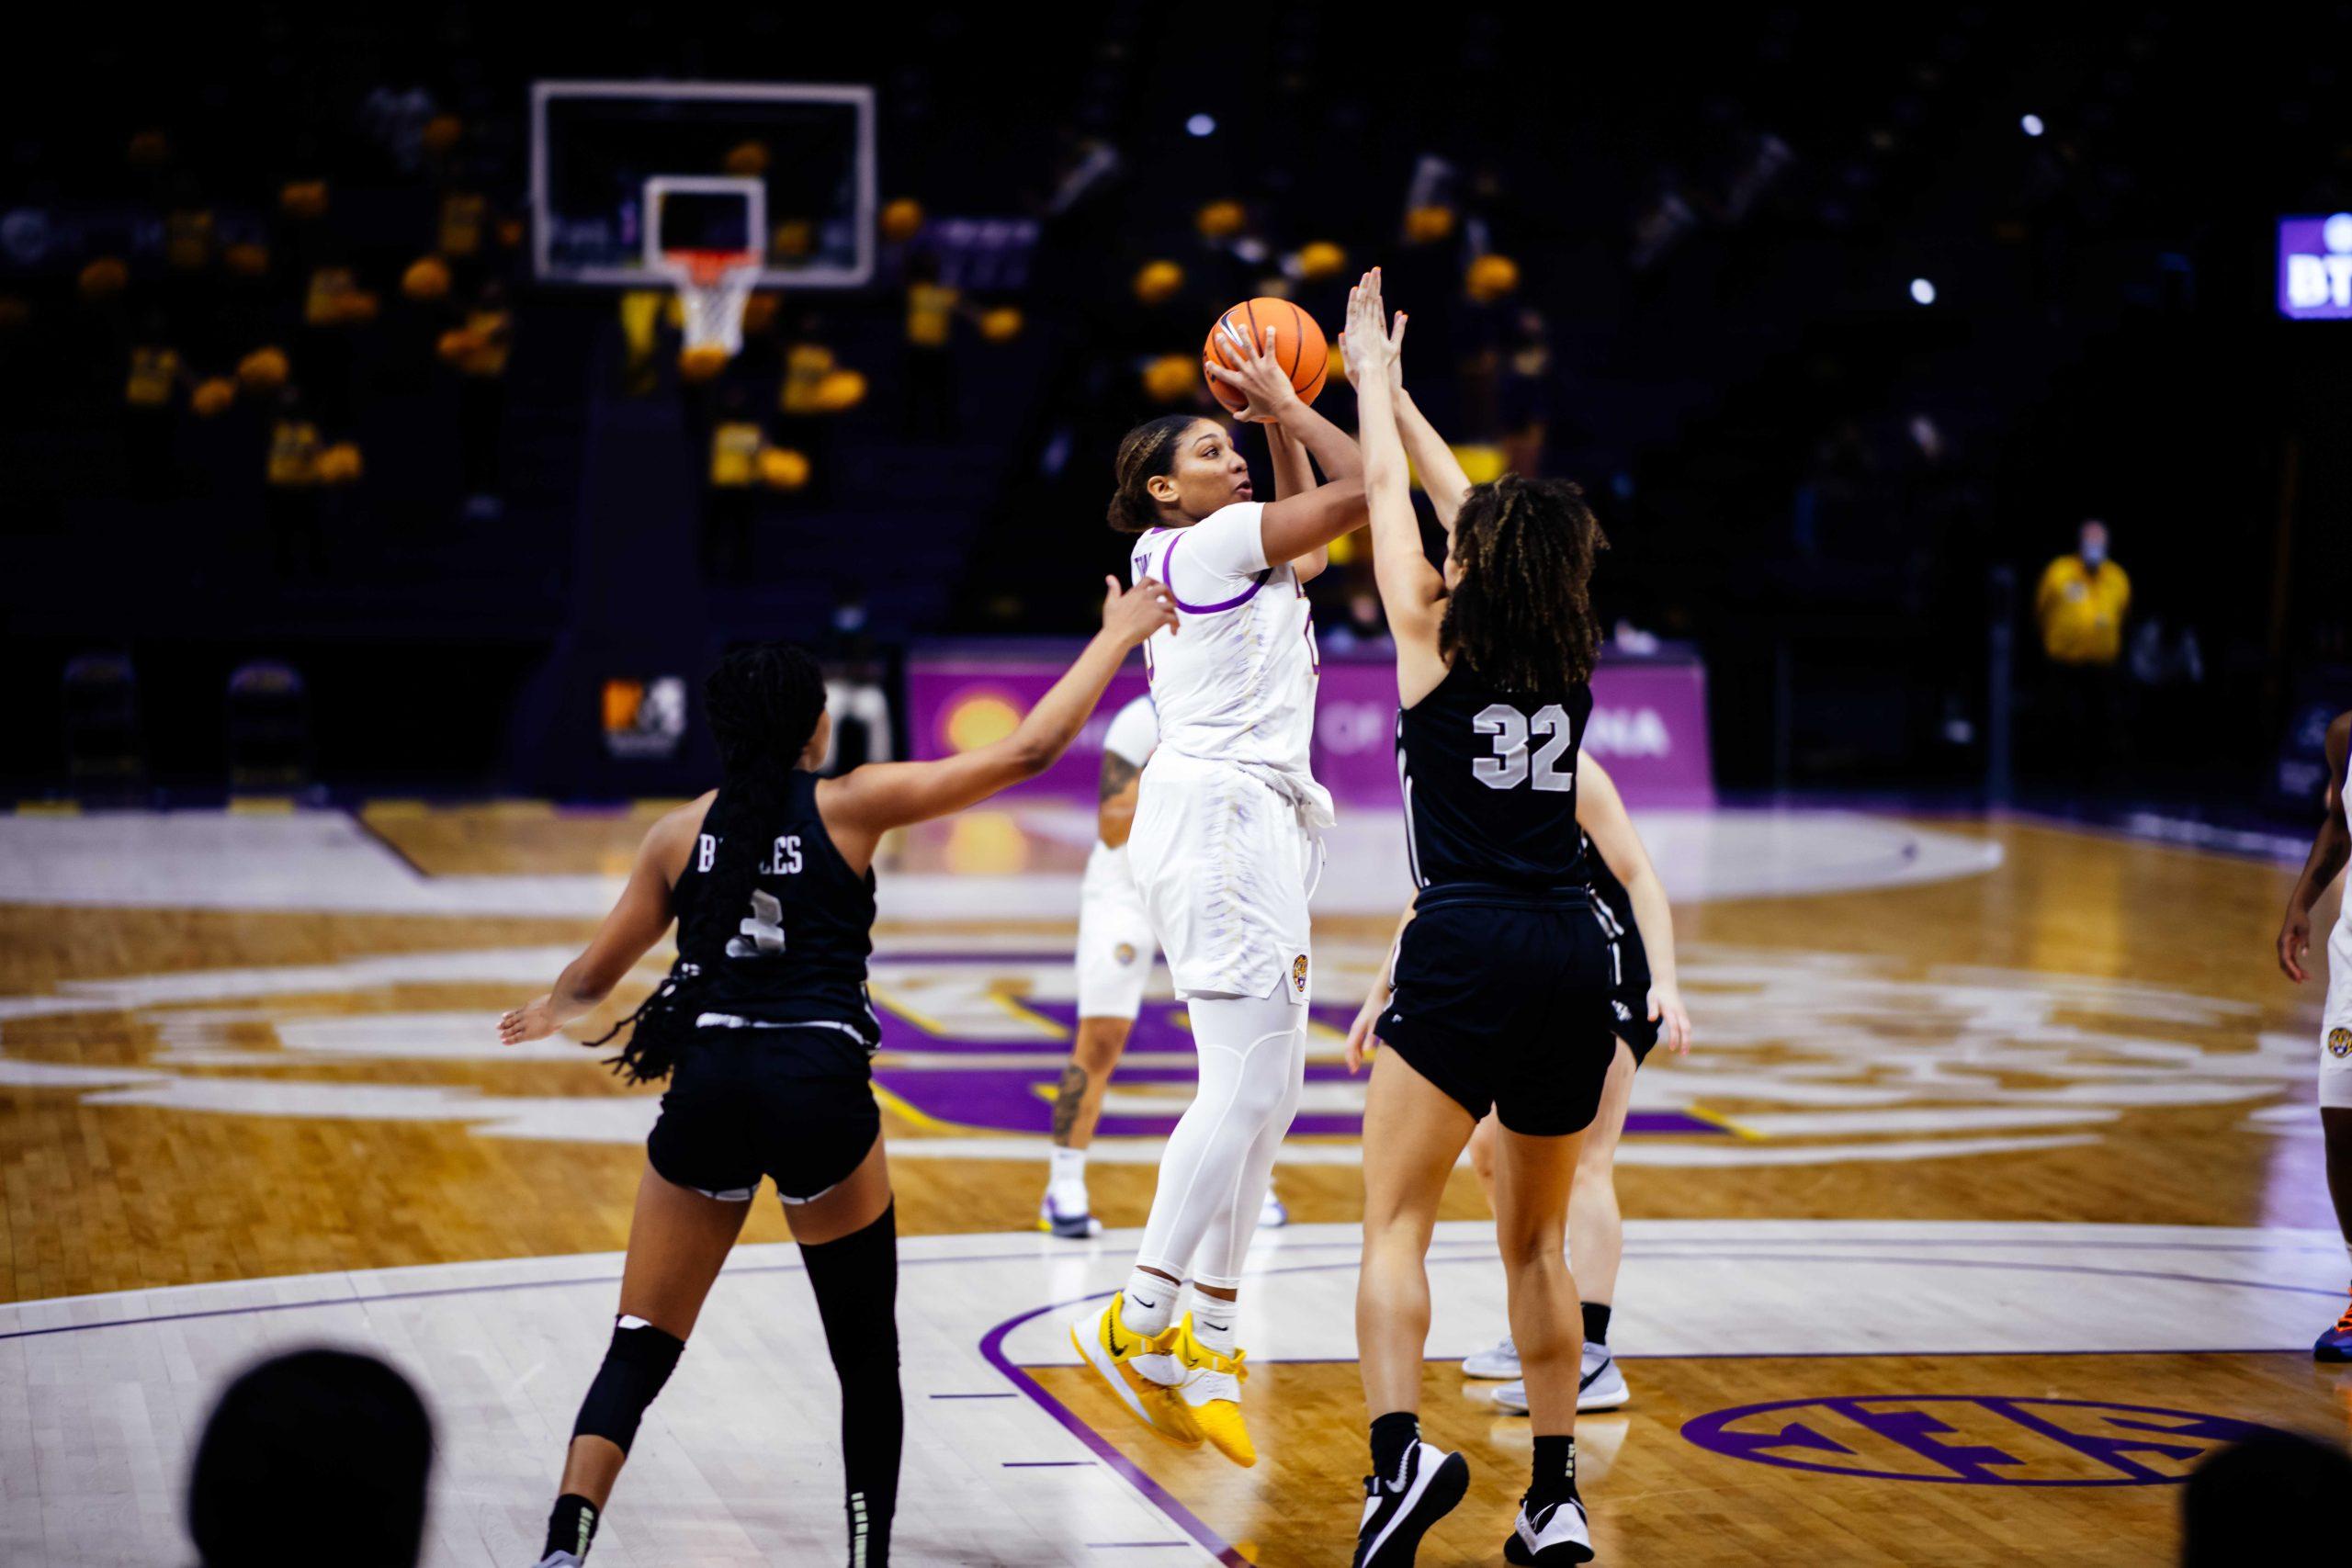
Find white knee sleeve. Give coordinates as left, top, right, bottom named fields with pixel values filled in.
left=1135, top=989, right=1306, bottom=1289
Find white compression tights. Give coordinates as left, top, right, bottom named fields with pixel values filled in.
left=1133, top=988, right=1306, bottom=1292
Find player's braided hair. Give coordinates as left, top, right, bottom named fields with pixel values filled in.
left=1440, top=473, right=1608, bottom=694
left=1106, top=413, right=1205, bottom=533
left=592, top=643, right=828, bottom=1085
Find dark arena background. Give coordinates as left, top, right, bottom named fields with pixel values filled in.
left=6, top=6, right=2352, bottom=1566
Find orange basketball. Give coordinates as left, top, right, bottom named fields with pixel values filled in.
left=1203, top=297, right=1328, bottom=415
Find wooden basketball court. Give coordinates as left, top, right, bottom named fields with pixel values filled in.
left=4, top=800, right=2346, bottom=1565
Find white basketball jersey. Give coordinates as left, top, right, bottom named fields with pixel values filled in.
left=1102, top=694, right=1159, bottom=770
left=1128, top=501, right=1331, bottom=825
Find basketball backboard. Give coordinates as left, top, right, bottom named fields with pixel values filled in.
left=530, top=80, right=876, bottom=288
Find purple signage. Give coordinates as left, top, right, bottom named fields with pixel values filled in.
left=2278, top=214, right=2352, bottom=320
left=1682, top=1395, right=2279, bottom=1486
left=904, top=644, right=1713, bottom=808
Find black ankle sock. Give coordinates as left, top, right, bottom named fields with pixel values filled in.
left=1530, top=1435, right=1579, bottom=1506
left=1370, top=1411, right=1420, bottom=1483
left=545, top=1494, right=598, bottom=1561
left=802, top=1202, right=902, bottom=1565
left=1582, top=1302, right=1612, bottom=1347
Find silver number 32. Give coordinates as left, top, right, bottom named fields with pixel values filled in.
left=1472, top=703, right=1577, bottom=793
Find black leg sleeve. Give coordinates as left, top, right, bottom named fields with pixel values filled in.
left=800, top=1202, right=902, bottom=1566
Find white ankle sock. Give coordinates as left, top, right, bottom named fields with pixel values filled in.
left=1051, top=1147, right=1088, bottom=1188
left=1192, top=1294, right=1239, bottom=1355
left=1120, top=1269, right=1180, bottom=1336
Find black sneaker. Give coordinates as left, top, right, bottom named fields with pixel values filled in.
left=1351, top=1439, right=1469, bottom=1566
left=1504, top=1495, right=1593, bottom=1564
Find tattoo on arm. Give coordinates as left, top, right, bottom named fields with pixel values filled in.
left=1099, top=753, right=1142, bottom=804
left=1049, top=1063, right=1091, bottom=1145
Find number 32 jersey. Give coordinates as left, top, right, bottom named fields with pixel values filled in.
left=1396, top=662, right=1593, bottom=891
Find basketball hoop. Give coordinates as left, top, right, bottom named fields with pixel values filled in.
left=662, top=248, right=761, bottom=357
left=642, top=174, right=769, bottom=359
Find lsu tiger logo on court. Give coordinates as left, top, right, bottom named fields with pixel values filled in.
left=1293, top=953, right=1309, bottom=994
left=2331, top=1027, right=2351, bottom=1059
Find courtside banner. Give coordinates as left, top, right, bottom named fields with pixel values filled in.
left=905, top=644, right=1713, bottom=807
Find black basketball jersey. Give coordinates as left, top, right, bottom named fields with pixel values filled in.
left=1396, top=661, right=1594, bottom=893
left=672, top=773, right=881, bottom=1048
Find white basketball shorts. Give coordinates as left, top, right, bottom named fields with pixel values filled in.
left=1075, top=840, right=1159, bottom=1021
left=1128, top=750, right=1314, bottom=1005
left=2323, top=921, right=2352, bottom=1110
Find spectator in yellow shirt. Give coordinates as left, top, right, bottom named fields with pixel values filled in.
left=902, top=249, right=957, bottom=440
left=2035, top=520, right=2131, bottom=665
left=2034, top=520, right=2132, bottom=791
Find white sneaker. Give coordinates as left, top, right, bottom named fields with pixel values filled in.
left=1037, top=1185, right=1102, bottom=1239
left=532, top=1555, right=584, bottom=1568
left=1504, top=1495, right=1593, bottom=1564
left=1493, top=1344, right=1629, bottom=1415
left=1259, top=1188, right=1290, bottom=1229
left=1577, top=1344, right=1629, bottom=1410
left=1461, top=1335, right=1520, bottom=1380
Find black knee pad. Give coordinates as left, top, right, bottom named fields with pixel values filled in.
left=571, top=1316, right=684, bottom=1454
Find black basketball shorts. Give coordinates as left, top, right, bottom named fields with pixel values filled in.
left=646, top=1031, right=880, bottom=1204
left=1600, top=900, right=1660, bottom=1064
left=1375, top=893, right=1618, bottom=1136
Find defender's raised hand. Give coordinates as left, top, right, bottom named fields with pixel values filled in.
left=1102, top=575, right=1179, bottom=645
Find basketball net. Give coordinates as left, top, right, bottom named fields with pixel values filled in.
left=664, top=249, right=760, bottom=357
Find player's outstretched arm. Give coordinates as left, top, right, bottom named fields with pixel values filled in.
left=1342, top=268, right=1448, bottom=702
left=1268, top=423, right=1330, bottom=584
left=2280, top=711, right=2352, bottom=982
left=818, top=579, right=1177, bottom=855
left=1340, top=307, right=1473, bottom=535
left=498, top=806, right=697, bottom=1044
left=1576, top=755, right=1691, bottom=1054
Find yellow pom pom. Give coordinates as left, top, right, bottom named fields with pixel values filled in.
left=190, top=377, right=237, bottom=418
left=678, top=344, right=729, bottom=384
left=77, top=257, right=130, bottom=301
left=314, top=442, right=365, bottom=484
left=772, top=219, right=815, bottom=260
left=279, top=181, right=330, bottom=220
left=1195, top=200, right=1245, bottom=240
left=126, top=130, right=172, bottom=170
left=1295, top=241, right=1347, bottom=281
left=1133, top=259, right=1184, bottom=306
left=1465, top=254, right=1521, bottom=303
left=1405, top=205, right=1457, bottom=243
left=758, top=446, right=811, bottom=491
left=1143, top=353, right=1197, bottom=404
left=724, top=140, right=772, bottom=176
left=420, top=114, right=464, bottom=156
left=436, top=328, right=480, bottom=365
left=741, top=291, right=780, bottom=337
left=401, top=255, right=452, bottom=301
left=237, top=346, right=290, bottom=391
left=224, top=242, right=270, bottom=278
left=815, top=367, right=868, bottom=412
left=340, top=290, right=381, bottom=324
left=978, top=306, right=1023, bottom=343
left=880, top=197, right=925, bottom=244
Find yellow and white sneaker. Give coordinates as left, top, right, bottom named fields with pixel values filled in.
left=1173, top=1315, right=1255, bottom=1467
left=1070, top=1293, right=1201, bottom=1449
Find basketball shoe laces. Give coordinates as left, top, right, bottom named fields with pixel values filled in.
left=2335, top=1292, right=2352, bottom=1334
